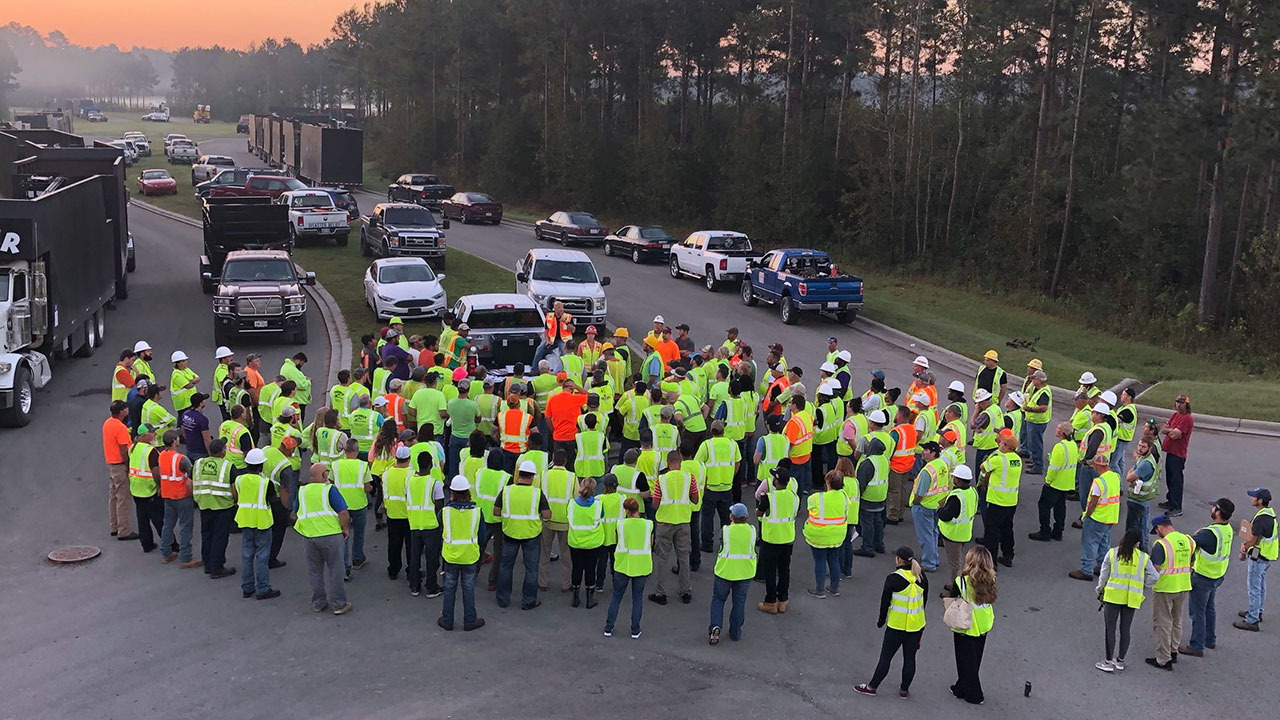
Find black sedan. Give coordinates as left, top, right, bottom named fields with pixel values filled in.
left=534, top=211, right=607, bottom=246
left=441, top=191, right=503, bottom=225
left=603, top=225, right=676, bottom=263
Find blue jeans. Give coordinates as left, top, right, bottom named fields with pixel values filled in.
left=240, top=526, right=273, bottom=595
left=1026, top=421, right=1047, bottom=472
left=1075, top=464, right=1095, bottom=513
left=1110, top=439, right=1128, bottom=476
left=605, top=571, right=646, bottom=636
left=860, top=509, right=886, bottom=553
left=792, top=460, right=812, bottom=496
left=161, top=496, right=195, bottom=563
left=911, top=505, right=939, bottom=570
left=1124, top=501, right=1150, bottom=552
left=344, top=507, right=367, bottom=571
left=1080, top=517, right=1112, bottom=574
left=1188, top=572, right=1225, bottom=650
left=447, top=435, right=469, bottom=479
left=497, top=535, right=541, bottom=608
left=531, top=338, right=563, bottom=369
left=709, top=576, right=751, bottom=640
left=812, top=545, right=841, bottom=593
left=441, top=560, right=478, bottom=629
left=1246, top=558, right=1270, bottom=624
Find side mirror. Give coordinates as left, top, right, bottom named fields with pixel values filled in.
left=201, top=272, right=213, bottom=282
left=441, top=218, right=450, bottom=230
left=601, top=276, right=611, bottom=287
left=747, top=259, right=757, bottom=269
left=304, top=271, right=317, bottom=286
left=516, top=272, right=528, bottom=283
left=437, top=274, right=446, bottom=280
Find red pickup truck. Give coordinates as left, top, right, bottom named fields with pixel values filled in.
left=208, top=174, right=308, bottom=200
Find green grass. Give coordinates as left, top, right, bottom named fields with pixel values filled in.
left=96, top=117, right=243, bottom=141
left=863, top=275, right=1280, bottom=421
left=127, top=154, right=206, bottom=218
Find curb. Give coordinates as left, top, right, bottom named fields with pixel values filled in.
left=852, top=315, right=1280, bottom=438
left=129, top=199, right=353, bottom=384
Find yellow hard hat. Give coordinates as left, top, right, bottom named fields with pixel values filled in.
left=1027, top=358, right=1043, bottom=370
left=613, top=327, right=629, bottom=338
left=983, top=349, right=1000, bottom=362
left=601, top=343, right=614, bottom=351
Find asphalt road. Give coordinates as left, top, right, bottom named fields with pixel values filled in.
left=1, top=136, right=1267, bottom=717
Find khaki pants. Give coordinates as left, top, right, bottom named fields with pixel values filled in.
left=943, top=536, right=967, bottom=585
left=1152, top=591, right=1187, bottom=663
left=108, top=463, right=133, bottom=535
left=887, top=470, right=912, bottom=522
left=653, top=522, right=692, bottom=598
left=539, top=525, right=570, bottom=591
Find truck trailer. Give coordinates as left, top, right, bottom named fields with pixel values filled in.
left=298, top=124, right=363, bottom=188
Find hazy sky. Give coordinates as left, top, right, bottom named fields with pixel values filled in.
left=6, top=0, right=367, bottom=51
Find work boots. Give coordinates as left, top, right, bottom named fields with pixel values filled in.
left=571, top=585, right=581, bottom=608
left=756, top=601, right=777, bottom=614
left=585, top=588, right=598, bottom=609
left=777, top=600, right=788, bottom=613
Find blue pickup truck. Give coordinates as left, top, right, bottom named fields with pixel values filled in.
left=740, top=248, right=864, bottom=325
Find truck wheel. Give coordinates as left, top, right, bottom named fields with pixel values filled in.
left=337, top=233, right=349, bottom=247
left=115, top=271, right=129, bottom=300
left=126, top=254, right=136, bottom=272
left=289, top=226, right=300, bottom=247
left=293, top=324, right=309, bottom=345
left=74, top=319, right=96, bottom=358
left=94, top=310, right=106, bottom=346
left=0, top=364, right=34, bottom=427
left=704, top=267, right=718, bottom=292
left=836, top=309, right=855, bottom=324
left=741, top=280, right=758, bottom=306
left=360, top=233, right=372, bottom=257
left=669, top=255, right=681, bottom=279
left=780, top=295, right=798, bottom=325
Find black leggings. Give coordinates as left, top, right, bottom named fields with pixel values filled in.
left=569, top=546, right=601, bottom=589
left=1104, top=603, right=1136, bottom=661
left=870, top=627, right=922, bottom=691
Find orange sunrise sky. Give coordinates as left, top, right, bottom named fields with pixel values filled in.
left=4, top=0, right=374, bottom=51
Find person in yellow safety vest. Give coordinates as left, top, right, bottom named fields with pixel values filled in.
left=835, top=396, right=866, bottom=462
left=1069, top=453, right=1121, bottom=582
left=169, top=350, right=200, bottom=415
left=231, top=447, right=281, bottom=599
left=112, top=350, right=137, bottom=404
left=382, top=445, right=414, bottom=582
left=1183, top=498, right=1235, bottom=655
left=604, top=497, right=653, bottom=638
left=944, top=380, right=968, bottom=426
left=211, top=346, right=234, bottom=421
left=310, top=408, right=348, bottom=472
left=1023, top=370, right=1053, bottom=475
left=1077, top=371, right=1101, bottom=400
left=804, top=471, right=848, bottom=599
left=1026, top=422, right=1079, bottom=543
left=973, top=349, right=1007, bottom=405
left=475, top=380, right=502, bottom=438
left=616, top=380, right=651, bottom=456
left=329, top=369, right=354, bottom=431
left=852, top=414, right=891, bottom=558
left=494, top=460, right=552, bottom=609
left=756, top=466, right=798, bottom=614
left=540, top=450, right=577, bottom=593
left=936, top=465, right=978, bottom=589
left=1236, top=488, right=1277, bottom=632
left=128, top=423, right=165, bottom=552
left=405, top=450, right=446, bottom=598
left=978, top=429, right=1022, bottom=568
left=1093, top=529, right=1158, bottom=672
left=132, top=340, right=155, bottom=383
left=909, top=441, right=949, bottom=572
left=1146, top=514, right=1194, bottom=668
left=296, top=463, right=353, bottom=614
left=1001, top=391, right=1025, bottom=452
left=707, top=503, right=757, bottom=645
left=219, top=405, right=255, bottom=470
left=886, top=405, right=919, bottom=525
left=1111, top=387, right=1139, bottom=477
left=811, top=382, right=844, bottom=489
left=331, top=438, right=372, bottom=579
left=474, top=452, right=512, bottom=591
left=574, top=413, right=609, bottom=478
left=854, top=547, right=928, bottom=698
left=650, top=450, right=699, bottom=605
left=141, top=384, right=177, bottom=437
left=577, top=324, right=603, bottom=367
left=969, top=389, right=1001, bottom=475
left=437, top=475, right=484, bottom=630
left=1074, top=401, right=1115, bottom=521
left=192, top=438, right=236, bottom=578
left=566, top=477, right=605, bottom=609
left=593, top=474, right=624, bottom=590
left=946, top=546, right=999, bottom=704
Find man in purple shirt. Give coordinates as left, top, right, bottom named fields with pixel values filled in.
left=181, top=393, right=212, bottom=460
left=381, top=332, right=413, bottom=381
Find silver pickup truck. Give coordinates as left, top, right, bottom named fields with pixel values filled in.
left=167, top=140, right=199, bottom=165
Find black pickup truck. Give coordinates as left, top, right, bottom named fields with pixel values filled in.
left=387, top=173, right=455, bottom=210
left=360, top=202, right=450, bottom=267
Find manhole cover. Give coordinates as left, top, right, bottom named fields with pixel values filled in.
left=48, top=546, right=101, bottom=563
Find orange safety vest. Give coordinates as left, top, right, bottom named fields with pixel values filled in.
left=158, top=448, right=190, bottom=499
left=889, top=423, right=918, bottom=473
left=545, top=312, right=574, bottom=342
left=384, top=393, right=406, bottom=430
left=763, top=376, right=790, bottom=416
left=500, top=408, right=532, bottom=453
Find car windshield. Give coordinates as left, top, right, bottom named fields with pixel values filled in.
left=221, top=259, right=295, bottom=282
left=292, top=194, right=333, bottom=209
left=384, top=207, right=436, bottom=226
left=378, top=264, right=437, bottom=284
left=707, top=235, right=749, bottom=251
left=466, top=308, right=543, bottom=329
left=141, top=170, right=170, bottom=180
left=330, top=192, right=351, bottom=207
left=567, top=213, right=599, bottom=226
left=465, top=193, right=493, bottom=203
left=640, top=227, right=672, bottom=240
left=282, top=178, right=307, bottom=191
left=531, top=260, right=598, bottom=283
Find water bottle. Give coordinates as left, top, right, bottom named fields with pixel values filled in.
left=1024, top=681, right=1031, bottom=697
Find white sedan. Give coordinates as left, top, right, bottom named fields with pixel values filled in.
left=364, top=257, right=448, bottom=320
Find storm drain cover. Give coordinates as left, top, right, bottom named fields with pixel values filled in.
left=48, top=546, right=101, bottom=563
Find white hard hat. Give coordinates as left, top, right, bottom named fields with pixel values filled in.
left=948, top=380, right=965, bottom=393
left=820, top=361, right=837, bottom=374
left=1092, top=402, right=1112, bottom=414
left=974, top=389, right=992, bottom=402
left=1079, top=371, right=1097, bottom=385
left=911, top=392, right=930, bottom=406
left=913, top=355, right=930, bottom=368
left=869, top=409, right=890, bottom=425
left=1008, top=391, right=1025, bottom=407
left=837, top=350, right=852, bottom=363
left=244, top=448, right=267, bottom=465
left=519, top=460, right=538, bottom=475
left=214, top=346, right=233, bottom=359
left=133, top=340, right=151, bottom=353
left=653, top=315, right=665, bottom=324
left=951, top=465, right=974, bottom=481
left=818, top=382, right=836, bottom=396
left=1100, top=390, right=1117, bottom=406
left=449, top=475, right=471, bottom=492
left=373, top=396, right=389, bottom=407
left=170, top=350, right=189, bottom=363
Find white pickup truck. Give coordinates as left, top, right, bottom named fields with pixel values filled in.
left=668, top=230, right=763, bottom=292
left=277, top=189, right=351, bottom=246
left=167, top=140, right=199, bottom=164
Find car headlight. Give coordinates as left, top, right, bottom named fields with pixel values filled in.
left=0, top=362, right=12, bottom=375
left=378, top=294, right=395, bottom=302
left=286, top=294, right=306, bottom=313
left=212, top=297, right=233, bottom=313
left=387, top=234, right=400, bottom=247
left=596, top=298, right=607, bottom=313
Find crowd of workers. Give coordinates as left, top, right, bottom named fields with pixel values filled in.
left=100, top=309, right=1274, bottom=700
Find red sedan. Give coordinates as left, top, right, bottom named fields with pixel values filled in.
left=441, top=191, right=503, bottom=225
left=136, top=169, right=178, bottom=196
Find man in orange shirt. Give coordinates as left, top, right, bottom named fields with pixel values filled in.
left=545, top=375, right=588, bottom=468
left=103, top=401, right=137, bottom=540
left=244, top=353, right=267, bottom=438
left=655, top=327, right=681, bottom=372
left=784, top=395, right=815, bottom=495
left=112, top=350, right=136, bottom=402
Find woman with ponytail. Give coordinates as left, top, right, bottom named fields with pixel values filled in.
left=854, top=547, right=929, bottom=699
left=1094, top=528, right=1158, bottom=672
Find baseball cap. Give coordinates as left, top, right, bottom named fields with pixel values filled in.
left=136, top=423, right=154, bottom=435
left=613, top=327, right=629, bottom=338
left=673, top=367, right=687, bottom=378
left=135, top=378, right=150, bottom=389
left=188, top=392, right=208, bottom=407
left=820, top=361, right=837, bottom=373
left=244, top=448, right=266, bottom=464
left=519, top=460, right=538, bottom=475
left=395, top=445, right=411, bottom=459
left=386, top=328, right=400, bottom=338
left=373, top=396, right=388, bottom=407
left=911, top=392, right=930, bottom=406
left=1079, top=371, right=1097, bottom=384
left=398, top=429, right=416, bottom=442
left=870, top=369, right=885, bottom=380
left=246, top=352, right=262, bottom=361
left=1248, top=487, right=1272, bottom=503
left=913, top=355, right=929, bottom=368
left=772, top=363, right=785, bottom=373
left=919, top=440, right=942, bottom=454
left=998, top=428, right=1014, bottom=439
left=948, top=380, right=965, bottom=393
left=601, top=473, right=619, bottom=488
left=837, top=350, right=852, bottom=363
left=729, top=503, right=748, bottom=519
left=983, top=350, right=999, bottom=361
left=768, top=343, right=784, bottom=353
left=974, top=389, right=992, bottom=402
left=940, top=429, right=957, bottom=444
left=279, top=405, right=296, bottom=418
left=1150, top=514, right=1172, bottom=534
left=449, top=475, right=471, bottom=492
left=675, top=323, right=689, bottom=331
left=556, top=372, right=568, bottom=382
left=458, top=323, right=470, bottom=331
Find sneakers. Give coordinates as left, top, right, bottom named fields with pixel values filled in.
left=1233, top=619, right=1260, bottom=632
left=1112, top=659, right=1125, bottom=671
left=255, top=589, right=281, bottom=600
left=1027, top=532, right=1052, bottom=542
left=464, top=619, right=485, bottom=631
left=1095, top=660, right=1115, bottom=673
left=828, top=587, right=841, bottom=597
left=898, top=690, right=909, bottom=699
left=648, top=593, right=668, bottom=605
left=680, top=593, right=692, bottom=604
left=807, top=588, right=827, bottom=599
left=853, top=684, right=876, bottom=697
left=1144, top=657, right=1173, bottom=671
left=410, top=588, right=421, bottom=597
left=425, top=590, right=443, bottom=599
left=1166, top=508, right=1182, bottom=517
left=631, top=630, right=642, bottom=639
left=709, top=627, right=721, bottom=645
left=603, top=628, right=614, bottom=637
left=1158, top=501, right=1173, bottom=510
left=352, top=558, right=367, bottom=570
left=333, top=603, right=352, bottom=615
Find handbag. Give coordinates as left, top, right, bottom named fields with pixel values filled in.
left=943, top=581, right=975, bottom=630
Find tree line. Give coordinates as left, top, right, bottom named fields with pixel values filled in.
left=0, top=24, right=161, bottom=112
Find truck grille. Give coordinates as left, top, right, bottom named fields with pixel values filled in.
left=395, top=299, right=437, bottom=309
left=236, top=297, right=283, bottom=316
left=554, top=298, right=592, bottom=314
left=400, top=235, right=439, bottom=248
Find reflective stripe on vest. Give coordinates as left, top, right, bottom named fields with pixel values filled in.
left=614, top=517, right=654, bottom=577
left=938, top=487, right=977, bottom=543
left=761, top=489, right=798, bottom=545
left=501, top=409, right=532, bottom=451
left=441, top=506, right=482, bottom=564
left=234, top=473, right=273, bottom=530
left=1154, top=532, right=1194, bottom=593
left=1090, top=471, right=1122, bottom=524
left=756, top=434, right=790, bottom=481
left=1102, top=548, right=1149, bottom=609
left=714, top=523, right=758, bottom=581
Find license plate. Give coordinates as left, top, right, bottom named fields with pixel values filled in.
left=502, top=339, right=508, bottom=347
left=254, top=320, right=268, bottom=328
left=826, top=302, right=839, bottom=309
left=319, top=228, right=333, bottom=234
left=485, top=212, right=493, bottom=216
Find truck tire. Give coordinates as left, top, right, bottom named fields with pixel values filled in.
left=115, top=271, right=129, bottom=300
left=126, top=254, right=136, bottom=272
left=360, top=232, right=372, bottom=257
left=669, top=255, right=681, bottom=279
left=704, top=267, right=718, bottom=292
left=741, top=280, right=758, bottom=306
left=337, top=233, right=349, bottom=247
left=780, top=295, right=798, bottom=325
left=0, top=364, right=34, bottom=427
left=835, top=309, right=855, bottom=324
left=293, top=323, right=309, bottom=345
left=94, top=310, right=106, bottom=347
left=74, top=317, right=96, bottom=357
